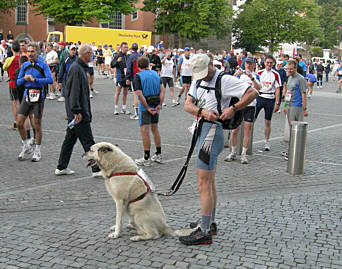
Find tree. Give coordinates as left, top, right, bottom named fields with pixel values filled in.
left=232, top=0, right=322, bottom=53
left=0, top=0, right=16, bottom=14
left=316, top=0, right=342, bottom=49
left=142, top=0, right=233, bottom=47
left=29, top=0, right=138, bottom=25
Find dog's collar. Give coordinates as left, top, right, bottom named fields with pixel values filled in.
left=109, top=172, right=151, bottom=204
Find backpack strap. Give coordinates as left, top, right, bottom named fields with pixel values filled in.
left=24, top=63, right=46, bottom=78
left=214, top=71, right=230, bottom=115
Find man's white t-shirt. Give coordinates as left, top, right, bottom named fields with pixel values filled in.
left=239, top=73, right=259, bottom=107
left=188, top=69, right=250, bottom=114
left=161, top=58, right=174, bottom=78
left=257, top=69, right=281, bottom=99
left=180, top=55, right=192, bottom=76
left=46, top=50, right=58, bottom=65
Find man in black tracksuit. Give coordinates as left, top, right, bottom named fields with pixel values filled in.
left=55, top=44, right=101, bottom=177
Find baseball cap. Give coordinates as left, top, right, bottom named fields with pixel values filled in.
left=276, top=59, right=283, bottom=65
left=131, top=43, right=138, bottom=50
left=103, top=44, right=107, bottom=47
left=58, top=42, right=66, bottom=47
left=245, top=57, right=255, bottom=63
left=178, top=48, right=184, bottom=52
left=190, top=54, right=210, bottom=80
left=53, top=42, right=58, bottom=47
left=184, top=47, right=190, bottom=51
left=147, top=45, right=154, bottom=53
left=69, top=44, right=77, bottom=50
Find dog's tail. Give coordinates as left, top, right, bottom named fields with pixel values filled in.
left=164, top=227, right=195, bottom=237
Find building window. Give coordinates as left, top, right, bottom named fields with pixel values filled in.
left=16, top=0, right=28, bottom=25
left=101, top=11, right=123, bottom=29
left=131, top=11, right=138, bottom=21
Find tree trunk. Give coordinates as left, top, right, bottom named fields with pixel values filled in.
left=178, top=34, right=183, bottom=49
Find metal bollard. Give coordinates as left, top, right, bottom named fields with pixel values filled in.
left=287, top=121, right=308, bottom=175
left=230, top=121, right=254, bottom=155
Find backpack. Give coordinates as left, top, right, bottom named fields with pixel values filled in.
left=195, top=71, right=243, bottom=130
left=133, top=59, right=139, bottom=77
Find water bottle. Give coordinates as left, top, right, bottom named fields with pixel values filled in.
left=68, top=119, right=78, bottom=129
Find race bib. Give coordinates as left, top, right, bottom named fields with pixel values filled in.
left=28, top=89, right=40, bottom=102
left=338, top=70, right=342, bottom=75
left=261, top=81, right=272, bottom=92
left=284, top=91, right=292, bottom=102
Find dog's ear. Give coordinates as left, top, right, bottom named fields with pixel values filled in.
left=98, top=146, right=113, bottom=153
left=114, top=144, right=119, bottom=147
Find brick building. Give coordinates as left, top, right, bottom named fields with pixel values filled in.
left=0, top=0, right=156, bottom=44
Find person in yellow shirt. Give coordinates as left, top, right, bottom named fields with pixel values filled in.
left=103, top=44, right=113, bottom=78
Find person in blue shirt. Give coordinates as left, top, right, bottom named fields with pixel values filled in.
left=336, top=62, right=342, bottom=93
left=298, top=54, right=307, bottom=76
left=16, top=42, right=53, bottom=162
left=305, top=72, right=316, bottom=98
left=133, top=56, right=165, bottom=166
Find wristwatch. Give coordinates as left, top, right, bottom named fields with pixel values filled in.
left=303, top=107, right=307, bottom=111
left=232, top=104, right=238, bottom=112
left=251, top=77, right=255, bottom=81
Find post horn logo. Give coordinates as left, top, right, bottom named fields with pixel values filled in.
left=141, top=34, right=149, bottom=39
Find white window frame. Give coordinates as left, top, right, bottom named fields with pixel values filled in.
left=15, top=0, right=28, bottom=25
left=131, top=10, right=138, bottom=21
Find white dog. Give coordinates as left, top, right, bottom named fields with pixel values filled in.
left=84, top=142, right=191, bottom=241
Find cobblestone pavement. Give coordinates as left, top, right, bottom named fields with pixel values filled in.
left=0, top=73, right=341, bottom=269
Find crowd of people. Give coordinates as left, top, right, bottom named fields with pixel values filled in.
left=1, top=36, right=342, bottom=246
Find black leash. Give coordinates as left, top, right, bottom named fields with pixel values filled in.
left=157, top=118, right=204, bottom=196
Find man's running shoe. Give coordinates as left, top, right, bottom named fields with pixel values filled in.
left=31, top=151, right=41, bottom=162
left=151, top=154, right=162, bottom=164
left=120, top=109, right=131, bottom=115
left=189, top=221, right=217, bottom=236
left=240, top=154, right=248, bottom=164
left=130, top=114, right=139, bottom=120
left=135, top=157, right=152, bottom=167
left=179, top=227, right=212, bottom=245
left=224, top=152, right=236, bottom=162
left=18, top=145, right=33, bottom=161
left=55, top=168, right=75, bottom=176
left=114, top=110, right=119, bottom=115
left=264, top=142, right=270, bottom=151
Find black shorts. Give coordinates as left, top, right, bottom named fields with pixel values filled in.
left=255, top=96, right=275, bottom=121
left=139, top=110, right=159, bottom=126
left=87, top=66, right=94, bottom=76
left=9, top=87, right=19, bottom=101
left=161, top=77, right=174, bottom=88
left=49, top=65, right=56, bottom=73
left=242, top=106, right=256, bottom=122
left=97, top=59, right=104, bottom=65
left=18, top=99, right=45, bottom=119
left=182, top=76, right=192, bottom=85
left=116, top=81, right=128, bottom=88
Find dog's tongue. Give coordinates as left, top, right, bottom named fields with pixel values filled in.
left=86, top=160, right=94, bottom=168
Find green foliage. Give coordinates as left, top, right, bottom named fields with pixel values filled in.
left=311, top=46, right=322, bottom=57
left=29, top=0, right=137, bottom=25
left=315, top=0, right=342, bottom=48
left=233, top=0, right=322, bottom=53
left=142, top=0, right=233, bottom=43
left=0, top=0, right=16, bottom=14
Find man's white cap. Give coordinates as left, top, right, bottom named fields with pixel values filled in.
left=69, top=44, right=77, bottom=50
left=190, top=53, right=210, bottom=80
left=147, top=45, right=154, bottom=53
left=178, top=48, right=184, bottom=52
left=276, top=60, right=283, bottom=65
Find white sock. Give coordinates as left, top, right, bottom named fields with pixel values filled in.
left=231, top=146, right=237, bottom=154
left=35, top=145, right=41, bottom=152
left=114, top=105, right=119, bottom=110
left=242, top=147, right=248, bottom=155
left=122, top=105, right=127, bottom=110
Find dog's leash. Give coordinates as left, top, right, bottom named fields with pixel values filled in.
left=156, top=118, right=204, bottom=197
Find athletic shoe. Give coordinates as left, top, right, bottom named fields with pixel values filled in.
left=55, top=168, right=75, bottom=176
left=31, top=151, right=41, bottom=162
left=56, top=91, right=61, bottom=97
left=92, top=171, right=103, bottom=178
left=179, top=227, right=212, bottom=245
left=47, top=93, right=56, bottom=100
left=162, top=102, right=166, bottom=106
left=172, top=102, right=180, bottom=107
left=114, top=110, right=119, bottom=115
left=18, top=145, right=33, bottom=161
left=135, top=157, right=152, bottom=167
left=7, top=123, right=17, bottom=131
left=240, top=154, right=248, bottom=164
left=120, top=109, right=131, bottom=115
left=29, top=138, right=36, bottom=146
left=57, top=96, right=65, bottom=102
left=189, top=221, right=217, bottom=236
left=90, top=93, right=93, bottom=98
left=92, top=89, right=99, bottom=94
left=172, top=99, right=177, bottom=105
left=224, top=152, right=236, bottom=162
left=151, top=154, right=162, bottom=164
left=130, top=114, right=139, bottom=120
left=264, top=142, right=270, bottom=151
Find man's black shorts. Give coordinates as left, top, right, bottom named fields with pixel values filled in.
left=9, top=87, right=19, bottom=101
left=182, top=76, right=192, bottom=85
left=87, top=66, right=94, bottom=76
left=139, top=110, right=159, bottom=126
left=116, top=80, right=128, bottom=88
left=18, top=99, right=45, bottom=119
left=242, top=106, right=256, bottom=123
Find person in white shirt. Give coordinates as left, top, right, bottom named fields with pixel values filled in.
left=45, top=43, right=59, bottom=99
left=255, top=55, right=281, bottom=151
left=176, top=47, right=192, bottom=105
left=160, top=51, right=176, bottom=105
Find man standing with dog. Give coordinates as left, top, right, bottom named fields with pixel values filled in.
left=134, top=56, right=165, bottom=166
left=55, top=44, right=101, bottom=177
left=179, top=54, right=258, bottom=245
